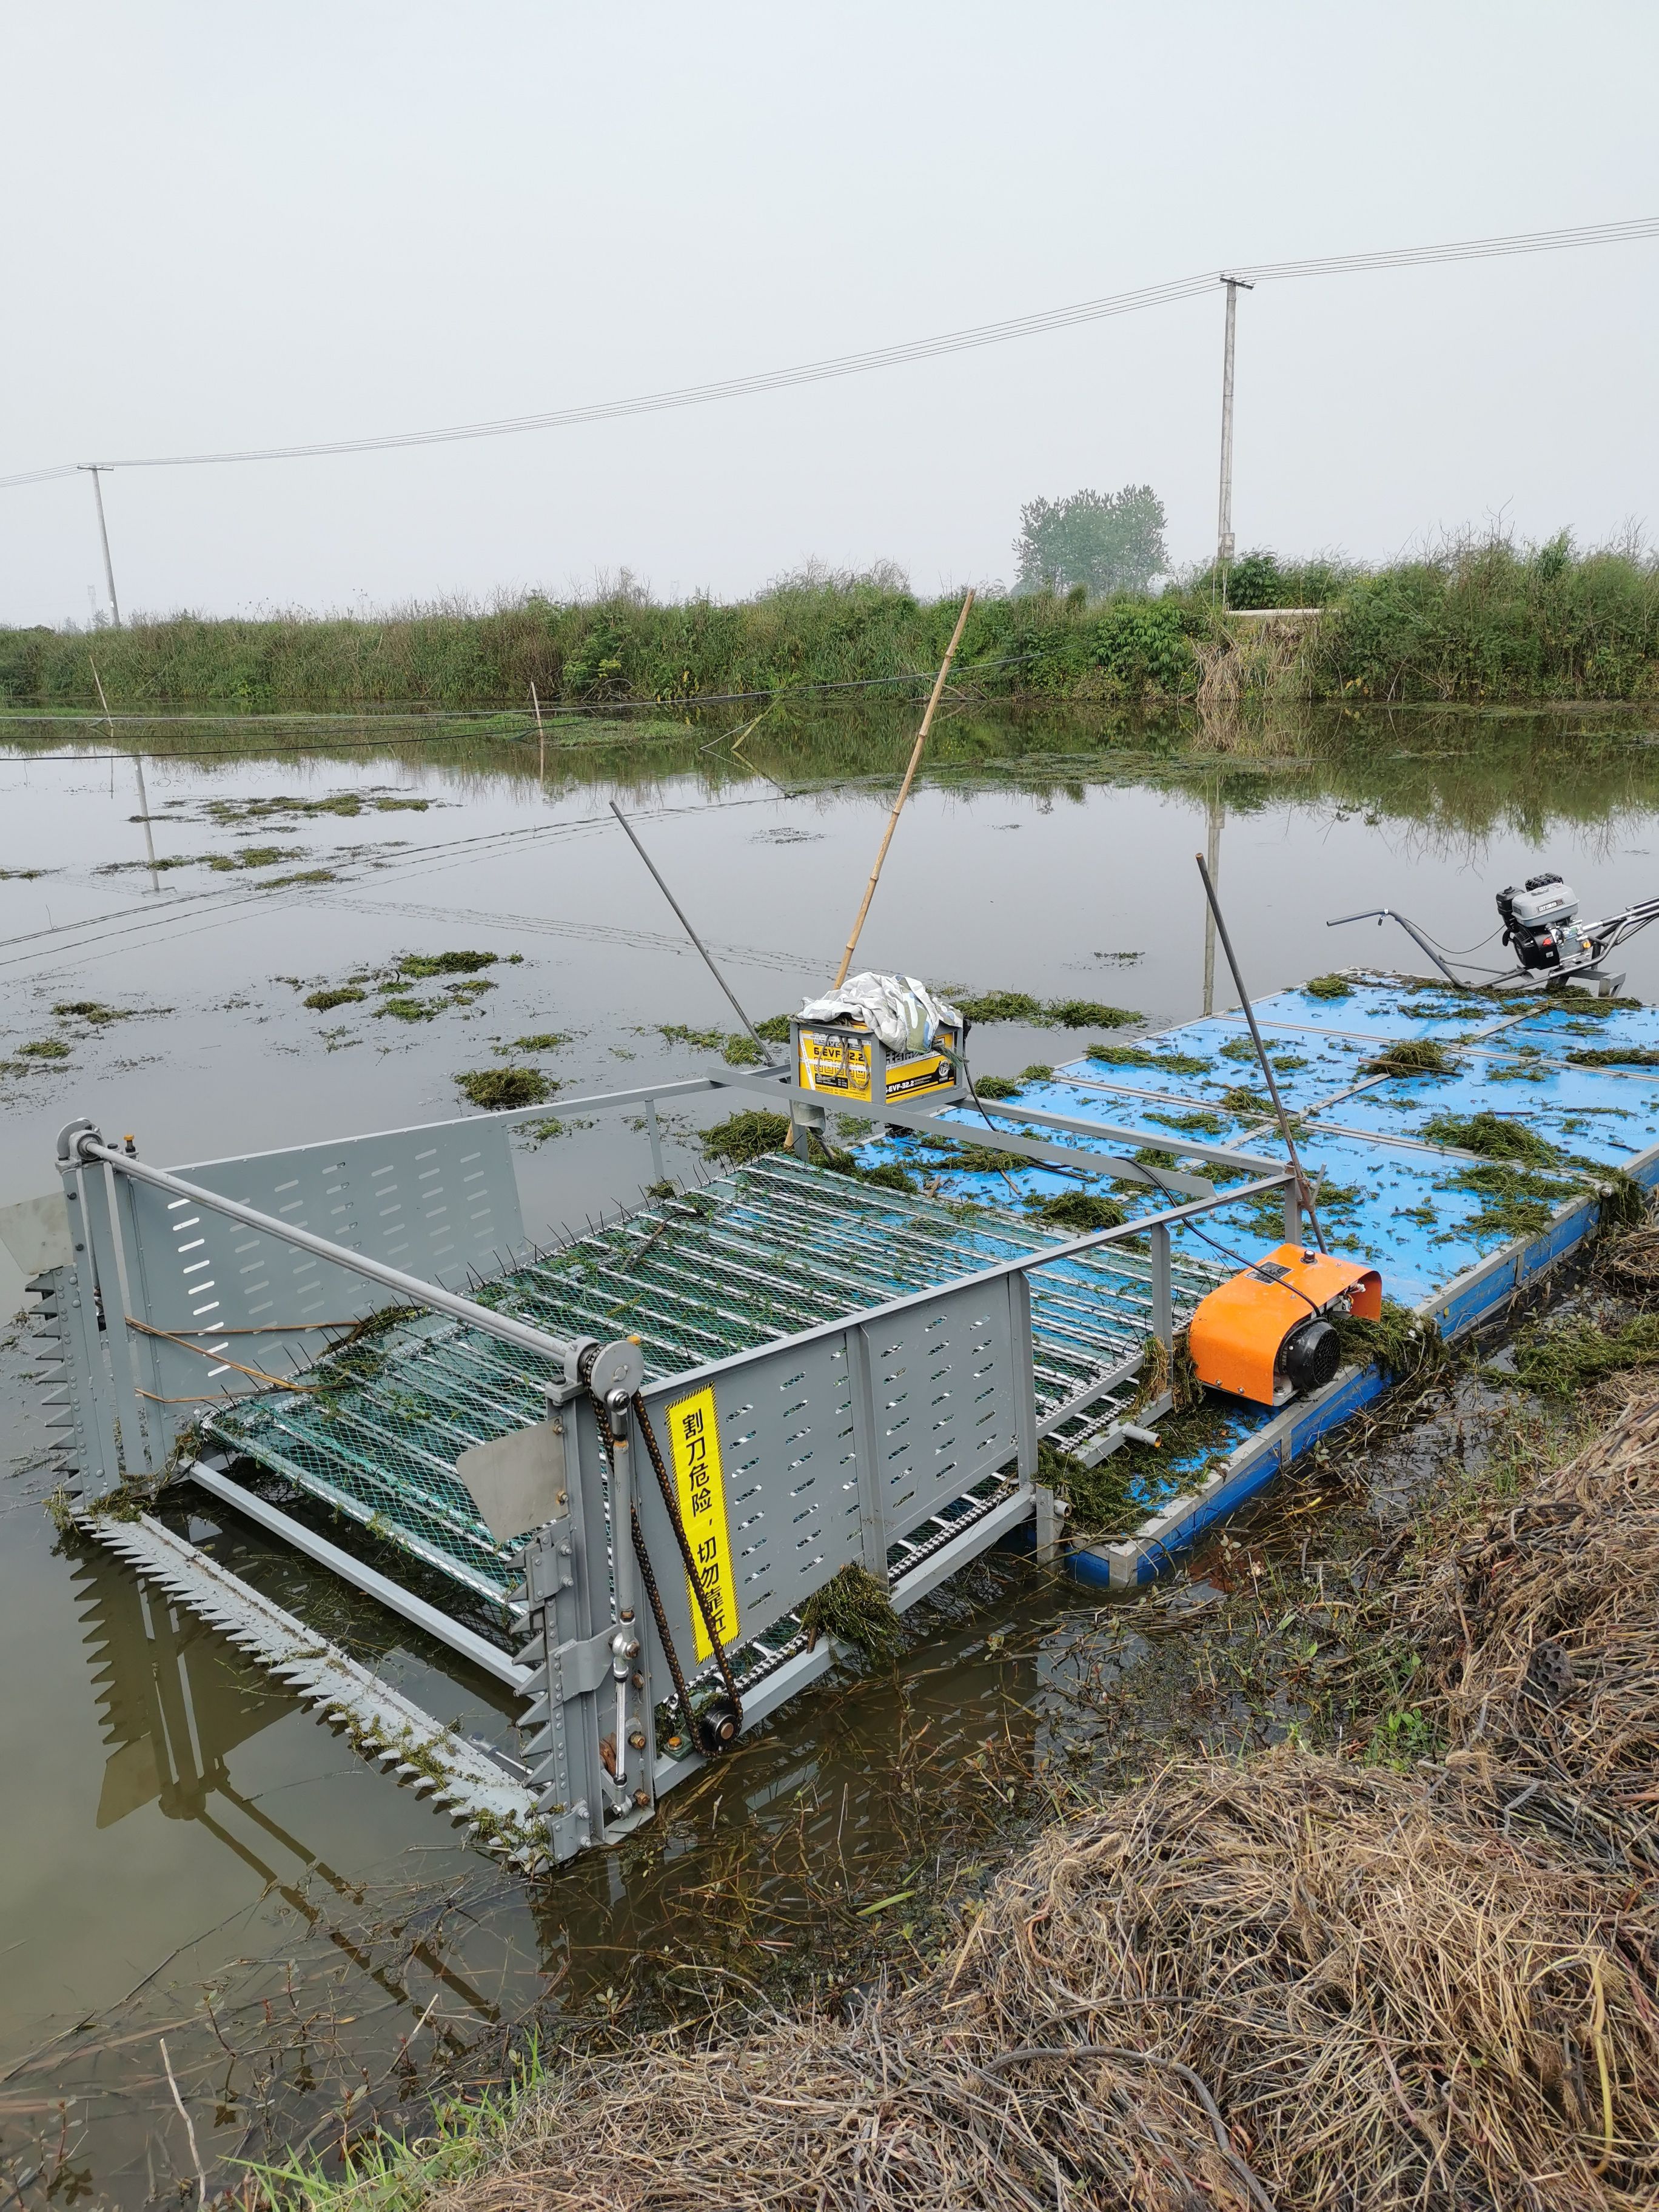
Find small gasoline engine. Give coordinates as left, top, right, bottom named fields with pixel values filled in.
left=1494, top=873, right=1596, bottom=975
left=1187, top=1244, right=1382, bottom=1409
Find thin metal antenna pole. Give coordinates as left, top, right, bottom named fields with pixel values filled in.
left=1215, top=276, right=1253, bottom=582
left=1195, top=851, right=1326, bottom=1252
left=832, top=589, right=974, bottom=988
left=82, top=466, right=122, bottom=628
left=608, top=800, right=779, bottom=1066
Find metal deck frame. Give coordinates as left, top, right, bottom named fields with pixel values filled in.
left=33, top=1079, right=1298, bottom=1868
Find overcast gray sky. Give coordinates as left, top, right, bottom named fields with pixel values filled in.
left=3, top=1, right=1655, bottom=625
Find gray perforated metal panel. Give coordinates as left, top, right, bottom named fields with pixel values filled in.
left=110, top=1121, right=524, bottom=1433
left=632, top=1276, right=1025, bottom=1671
left=862, top=1281, right=1022, bottom=1543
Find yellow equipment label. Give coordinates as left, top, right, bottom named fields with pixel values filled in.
left=797, top=1026, right=874, bottom=1100
left=665, top=1384, right=738, bottom=1660
left=796, top=1024, right=959, bottom=1104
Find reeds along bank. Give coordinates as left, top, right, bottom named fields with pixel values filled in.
left=7, top=537, right=1659, bottom=712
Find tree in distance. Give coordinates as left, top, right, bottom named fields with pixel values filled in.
left=1014, top=484, right=1168, bottom=598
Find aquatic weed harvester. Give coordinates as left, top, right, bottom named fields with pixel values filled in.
left=1332, top=873, right=1659, bottom=994
left=16, top=795, right=1659, bottom=1870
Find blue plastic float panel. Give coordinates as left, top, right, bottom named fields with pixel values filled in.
left=854, top=970, right=1659, bottom=1575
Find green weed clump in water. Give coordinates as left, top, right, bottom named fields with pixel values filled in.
left=398, top=949, right=497, bottom=978
left=1331, top=1296, right=1444, bottom=1381
left=1362, top=1037, right=1458, bottom=1078
left=18, top=1038, right=69, bottom=1059
left=52, top=1000, right=130, bottom=1024
left=1087, top=1043, right=1213, bottom=1076
left=1021, top=1063, right=1054, bottom=1082
left=972, top=1074, right=1024, bottom=1101
left=700, top=1108, right=789, bottom=1164
left=956, top=990, right=1045, bottom=1024
left=1302, top=974, right=1353, bottom=999
left=1046, top=999, right=1140, bottom=1028
left=454, top=1067, right=550, bottom=1110
left=659, top=1022, right=763, bottom=1067
left=1419, top=1110, right=1558, bottom=1165
left=1037, top=1191, right=1125, bottom=1233
left=1568, top=1045, right=1659, bottom=1067
left=515, top=1031, right=569, bottom=1050
left=304, top=986, right=365, bottom=1011
left=957, top=991, right=1141, bottom=1028
left=798, top=1562, right=903, bottom=1663
left=1506, top=1312, right=1659, bottom=1396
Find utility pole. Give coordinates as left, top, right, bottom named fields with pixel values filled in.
left=1215, top=275, right=1254, bottom=580
left=80, top=466, right=122, bottom=628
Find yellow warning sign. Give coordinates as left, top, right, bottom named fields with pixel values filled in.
left=665, top=1384, right=738, bottom=1660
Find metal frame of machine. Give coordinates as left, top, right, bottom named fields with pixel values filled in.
left=27, top=1068, right=1298, bottom=1869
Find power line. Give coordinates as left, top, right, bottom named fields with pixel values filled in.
left=4, top=215, right=1655, bottom=492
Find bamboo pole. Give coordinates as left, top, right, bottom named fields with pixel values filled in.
left=832, top=589, right=974, bottom=988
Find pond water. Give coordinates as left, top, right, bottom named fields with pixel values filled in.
left=2, top=699, right=1658, bottom=2204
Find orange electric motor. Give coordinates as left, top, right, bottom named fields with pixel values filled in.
left=1187, top=1243, right=1381, bottom=1408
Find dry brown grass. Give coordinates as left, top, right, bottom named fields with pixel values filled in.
left=1396, top=1385, right=1659, bottom=1873
left=432, top=1750, right=1659, bottom=2212
left=1598, top=1224, right=1659, bottom=1298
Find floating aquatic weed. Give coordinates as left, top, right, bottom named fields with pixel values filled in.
left=1506, top=1312, right=1659, bottom=1397
left=1218, top=1084, right=1275, bottom=1119
left=207, top=844, right=306, bottom=871
left=1361, top=1037, right=1458, bottom=1078
left=1019, top=1062, right=1054, bottom=1081
left=1301, top=972, right=1353, bottom=999
left=304, top=987, right=366, bottom=1011
left=454, top=1067, right=551, bottom=1110
left=954, top=990, right=1046, bottom=1024
left=515, top=1031, right=569, bottom=1051
left=52, top=1000, right=131, bottom=1024
left=1085, top=1043, right=1212, bottom=1076
left=258, top=868, right=337, bottom=889
left=1437, top=1161, right=1580, bottom=1243
left=1419, top=1110, right=1558, bottom=1164
left=398, top=949, right=497, bottom=977
left=18, top=1038, right=70, bottom=1059
left=1331, top=1296, right=1444, bottom=1381
left=799, top=1563, right=903, bottom=1663
left=1146, top=1108, right=1225, bottom=1136
left=700, top=1108, right=789, bottom=1164
left=971, top=1074, right=1024, bottom=1101
left=1036, top=1191, right=1125, bottom=1233
left=1045, top=999, right=1140, bottom=1028
left=1033, top=1436, right=1142, bottom=1533
left=1568, top=1045, right=1659, bottom=1067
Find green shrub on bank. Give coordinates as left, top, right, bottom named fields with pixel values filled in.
left=6, top=534, right=1657, bottom=712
